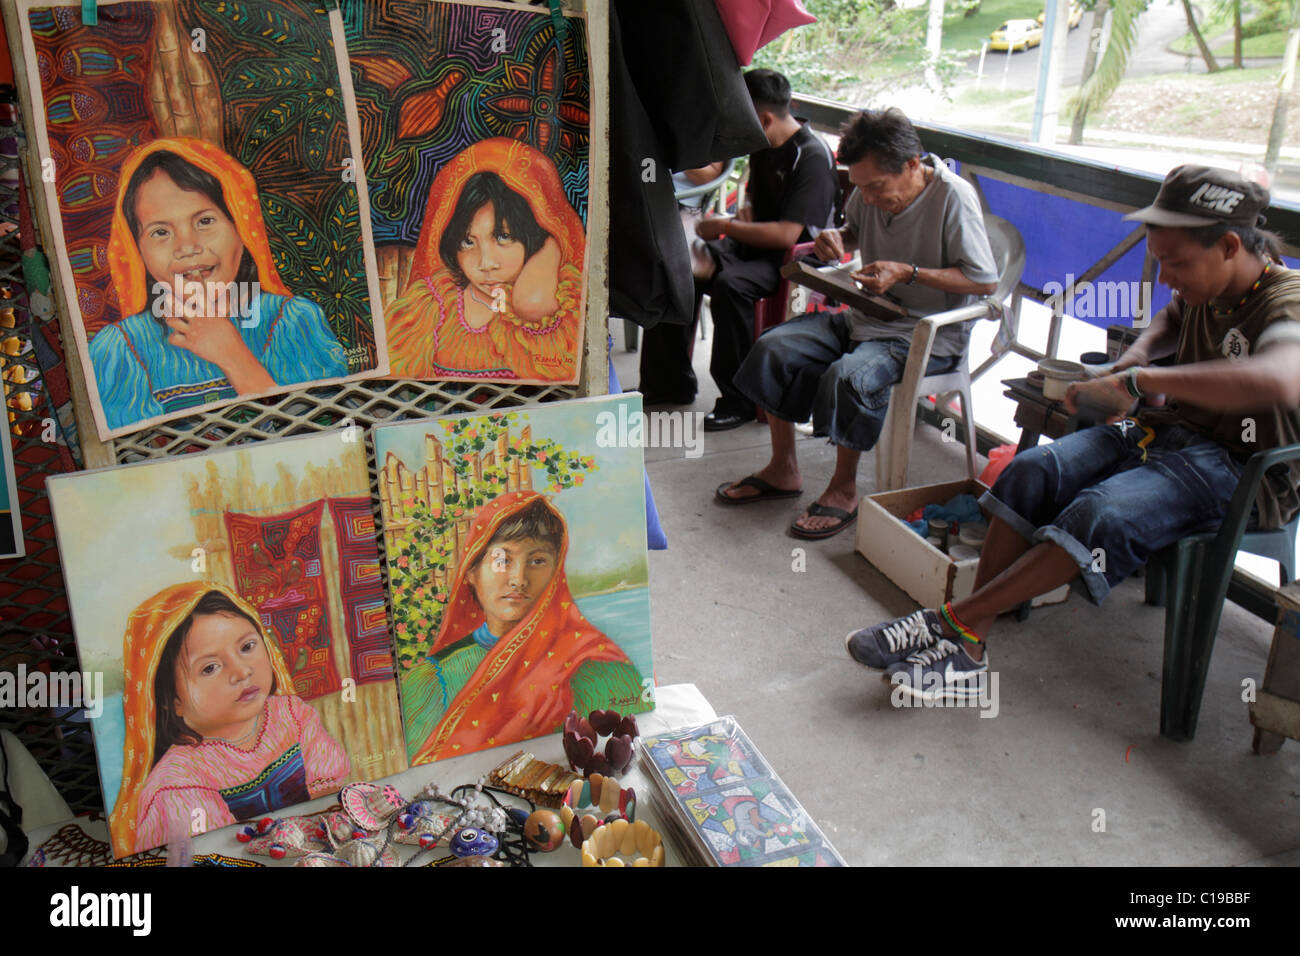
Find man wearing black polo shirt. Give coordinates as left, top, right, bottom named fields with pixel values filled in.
left=637, top=69, right=839, bottom=430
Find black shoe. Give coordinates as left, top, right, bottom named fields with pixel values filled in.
left=703, top=410, right=756, bottom=432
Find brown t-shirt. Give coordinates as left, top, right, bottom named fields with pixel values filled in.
left=1141, top=266, right=1300, bottom=529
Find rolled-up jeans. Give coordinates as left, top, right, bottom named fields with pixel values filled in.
left=732, top=310, right=962, bottom=452
left=980, top=420, right=1246, bottom=604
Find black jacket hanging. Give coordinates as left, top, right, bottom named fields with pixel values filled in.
left=609, top=0, right=768, bottom=329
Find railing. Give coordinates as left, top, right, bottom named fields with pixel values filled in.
left=793, top=93, right=1300, bottom=450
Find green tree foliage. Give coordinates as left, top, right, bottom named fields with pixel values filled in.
left=1067, top=0, right=1151, bottom=120
left=751, top=0, right=964, bottom=98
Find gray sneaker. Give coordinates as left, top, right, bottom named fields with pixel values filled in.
left=844, top=609, right=943, bottom=670
left=885, top=639, right=990, bottom=702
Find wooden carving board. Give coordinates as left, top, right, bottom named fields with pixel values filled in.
left=780, top=260, right=910, bottom=322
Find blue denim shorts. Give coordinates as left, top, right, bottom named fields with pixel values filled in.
left=980, top=421, right=1245, bottom=604
left=732, top=311, right=961, bottom=452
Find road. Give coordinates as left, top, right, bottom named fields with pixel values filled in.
left=963, top=0, right=1232, bottom=92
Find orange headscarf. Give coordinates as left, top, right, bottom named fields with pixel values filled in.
left=107, top=137, right=290, bottom=318
left=412, top=491, right=630, bottom=764
left=108, top=581, right=295, bottom=857
left=406, top=137, right=586, bottom=287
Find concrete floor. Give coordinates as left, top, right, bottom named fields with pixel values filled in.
left=613, top=320, right=1300, bottom=867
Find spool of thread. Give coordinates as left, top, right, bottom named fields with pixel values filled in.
left=926, top=535, right=946, bottom=551
left=1038, top=359, right=1085, bottom=400
left=957, top=523, right=987, bottom=551
left=949, top=544, right=981, bottom=562
left=927, top=518, right=949, bottom=551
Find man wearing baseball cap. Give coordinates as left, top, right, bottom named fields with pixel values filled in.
left=844, top=164, right=1300, bottom=706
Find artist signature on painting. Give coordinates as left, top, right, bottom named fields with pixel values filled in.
left=354, top=747, right=402, bottom=764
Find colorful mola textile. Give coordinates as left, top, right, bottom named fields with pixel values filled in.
left=328, top=497, right=393, bottom=685
left=225, top=500, right=339, bottom=699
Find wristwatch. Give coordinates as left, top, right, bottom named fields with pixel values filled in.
left=907, top=263, right=918, bottom=285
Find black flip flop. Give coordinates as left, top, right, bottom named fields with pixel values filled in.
left=790, top=502, right=858, bottom=539
left=715, top=475, right=802, bottom=505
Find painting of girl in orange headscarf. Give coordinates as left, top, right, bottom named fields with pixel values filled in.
left=384, top=138, right=586, bottom=384
left=92, top=137, right=349, bottom=434
left=108, top=582, right=349, bottom=856
left=20, top=1, right=387, bottom=442
left=401, top=491, right=643, bottom=765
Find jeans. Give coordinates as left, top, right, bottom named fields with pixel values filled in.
left=732, top=310, right=962, bottom=452
left=981, top=421, right=1246, bottom=604
left=637, top=238, right=781, bottom=412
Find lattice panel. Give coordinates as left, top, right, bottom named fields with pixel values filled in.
left=108, top=379, right=583, bottom=464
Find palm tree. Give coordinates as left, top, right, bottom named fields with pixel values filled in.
left=1180, top=0, right=1220, bottom=72
left=1234, top=0, right=1243, bottom=69
left=1067, top=0, right=1147, bottom=143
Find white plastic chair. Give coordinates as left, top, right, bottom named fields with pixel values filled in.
left=873, top=213, right=1027, bottom=491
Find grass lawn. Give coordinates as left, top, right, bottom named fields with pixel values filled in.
left=1168, top=8, right=1236, bottom=55
left=926, top=65, right=1291, bottom=145
left=1170, top=10, right=1289, bottom=59
left=1171, top=28, right=1288, bottom=58
left=949, top=84, right=1038, bottom=124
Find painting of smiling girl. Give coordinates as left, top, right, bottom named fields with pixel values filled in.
left=18, top=0, right=388, bottom=441
left=92, top=137, right=349, bottom=432
left=109, top=582, right=349, bottom=856
left=384, top=138, right=585, bottom=384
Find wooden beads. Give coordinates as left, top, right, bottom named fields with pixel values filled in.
left=560, top=772, right=637, bottom=848
left=580, top=819, right=664, bottom=867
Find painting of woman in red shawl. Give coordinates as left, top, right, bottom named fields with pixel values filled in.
left=384, top=138, right=585, bottom=384
left=402, top=491, right=644, bottom=765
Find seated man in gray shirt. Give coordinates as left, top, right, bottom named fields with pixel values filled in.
left=716, top=108, right=999, bottom=539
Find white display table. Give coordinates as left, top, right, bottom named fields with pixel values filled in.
left=19, top=683, right=716, bottom=867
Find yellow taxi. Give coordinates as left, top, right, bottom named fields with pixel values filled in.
left=989, top=19, right=1043, bottom=51
left=1037, top=3, right=1085, bottom=29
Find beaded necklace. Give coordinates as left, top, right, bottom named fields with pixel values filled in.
left=468, top=286, right=499, bottom=310
left=1210, top=262, right=1269, bottom=317
left=206, top=710, right=261, bottom=749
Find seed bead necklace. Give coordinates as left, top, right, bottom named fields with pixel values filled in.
left=207, top=710, right=262, bottom=749
left=1211, top=262, right=1270, bottom=317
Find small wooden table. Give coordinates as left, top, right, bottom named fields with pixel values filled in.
left=1250, top=584, right=1300, bottom=753
left=1001, top=376, right=1083, bottom=453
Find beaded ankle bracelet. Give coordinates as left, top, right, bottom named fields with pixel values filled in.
left=940, top=602, right=982, bottom=645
